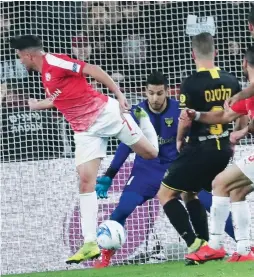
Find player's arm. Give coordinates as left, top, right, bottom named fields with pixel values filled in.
left=51, top=55, right=129, bottom=110
left=230, top=119, right=254, bottom=144
left=176, top=109, right=192, bottom=151
left=227, top=83, right=254, bottom=106
left=194, top=97, right=249, bottom=125
left=248, top=118, right=254, bottom=133
left=96, top=143, right=132, bottom=199
left=177, top=79, right=193, bottom=151
left=82, top=64, right=129, bottom=110
left=190, top=108, right=241, bottom=124
left=234, top=115, right=249, bottom=131
left=28, top=98, right=54, bottom=110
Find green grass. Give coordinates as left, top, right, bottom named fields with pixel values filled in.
left=3, top=261, right=254, bottom=277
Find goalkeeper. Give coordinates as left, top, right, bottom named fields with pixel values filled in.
left=94, top=71, right=238, bottom=268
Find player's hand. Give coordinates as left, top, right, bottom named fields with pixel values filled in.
left=179, top=109, right=196, bottom=122
left=230, top=128, right=248, bottom=144
left=118, top=95, right=130, bottom=113
left=224, top=94, right=240, bottom=108
left=28, top=98, right=39, bottom=110
left=95, top=176, right=113, bottom=199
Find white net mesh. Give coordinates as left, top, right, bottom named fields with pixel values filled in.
left=1, top=1, right=254, bottom=275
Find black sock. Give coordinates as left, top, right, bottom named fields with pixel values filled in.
left=163, top=198, right=196, bottom=247
left=186, top=199, right=209, bottom=241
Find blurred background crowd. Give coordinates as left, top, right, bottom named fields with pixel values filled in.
left=0, top=1, right=252, bottom=162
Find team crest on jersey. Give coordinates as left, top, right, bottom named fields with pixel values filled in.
left=45, top=73, right=51, bottom=81
left=164, top=117, right=173, bottom=127
left=179, top=94, right=186, bottom=107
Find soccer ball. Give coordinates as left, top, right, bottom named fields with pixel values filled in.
left=97, top=220, right=126, bottom=250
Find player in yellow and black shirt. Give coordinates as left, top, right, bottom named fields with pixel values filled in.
left=179, top=68, right=241, bottom=144
left=157, top=32, right=241, bottom=259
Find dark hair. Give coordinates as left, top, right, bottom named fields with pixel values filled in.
left=245, top=45, right=254, bottom=67
left=248, top=6, right=254, bottom=25
left=9, top=35, right=42, bottom=51
left=192, top=32, right=214, bottom=57
left=146, top=71, right=168, bottom=88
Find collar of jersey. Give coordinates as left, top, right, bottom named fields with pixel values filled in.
left=197, top=67, right=221, bottom=72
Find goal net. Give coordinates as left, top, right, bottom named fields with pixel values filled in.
left=1, top=1, right=253, bottom=275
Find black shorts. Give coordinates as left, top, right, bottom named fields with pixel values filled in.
left=162, top=138, right=233, bottom=193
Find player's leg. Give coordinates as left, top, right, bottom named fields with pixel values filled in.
left=110, top=191, right=146, bottom=226
left=209, top=164, right=252, bottom=252
left=94, top=191, right=147, bottom=268
left=182, top=192, right=209, bottom=242
left=66, top=134, right=108, bottom=264
left=198, top=190, right=235, bottom=240
left=157, top=145, right=210, bottom=254
left=117, top=112, right=158, bottom=159
left=157, top=185, right=204, bottom=253
left=96, top=97, right=158, bottom=159
left=186, top=162, right=254, bottom=262
left=131, top=106, right=159, bottom=152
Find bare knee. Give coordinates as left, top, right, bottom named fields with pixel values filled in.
left=77, top=159, right=101, bottom=193
left=230, top=185, right=254, bottom=202
left=140, top=147, right=158, bottom=159
left=131, top=140, right=158, bottom=159
left=79, top=174, right=95, bottom=193
left=212, top=173, right=229, bottom=196
left=157, top=185, right=179, bottom=206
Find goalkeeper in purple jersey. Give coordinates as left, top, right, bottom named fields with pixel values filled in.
left=94, top=71, right=237, bottom=268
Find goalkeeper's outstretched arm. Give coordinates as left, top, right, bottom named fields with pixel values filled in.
left=105, top=143, right=132, bottom=179
left=96, top=143, right=132, bottom=199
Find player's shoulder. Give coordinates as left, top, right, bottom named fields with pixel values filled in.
left=219, top=70, right=239, bottom=82
left=168, top=97, right=179, bottom=105
left=132, top=100, right=148, bottom=111
left=44, top=53, right=74, bottom=66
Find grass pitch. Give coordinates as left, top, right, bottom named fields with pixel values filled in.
left=3, top=260, right=254, bottom=277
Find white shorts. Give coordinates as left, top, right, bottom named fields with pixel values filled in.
left=235, top=152, right=254, bottom=183
left=74, top=97, right=143, bottom=166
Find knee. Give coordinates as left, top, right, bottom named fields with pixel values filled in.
left=212, top=173, right=229, bottom=196
left=157, top=185, right=178, bottom=206
left=230, top=186, right=254, bottom=202
left=79, top=173, right=95, bottom=193
left=141, top=148, right=158, bottom=159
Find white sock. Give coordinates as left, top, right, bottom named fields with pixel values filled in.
left=79, top=191, right=98, bottom=243
left=209, top=196, right=230, bottom=250
left=139, top=115, right=159, bottom=151
left=231, top=201, right=251, bottom=255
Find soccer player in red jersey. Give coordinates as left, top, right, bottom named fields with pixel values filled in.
left=10, top=35, right=159, bottom=264
left=227, top=7, right=254, bottom=106
left=181, top=46, right=254, bottom=263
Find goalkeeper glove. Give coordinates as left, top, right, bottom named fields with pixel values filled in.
left=95, top=176, right=112, bottom=199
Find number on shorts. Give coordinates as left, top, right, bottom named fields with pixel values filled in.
left=209, top=106, right=224, bottom=135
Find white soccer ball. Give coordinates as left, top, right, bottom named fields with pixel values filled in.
left=97, top=220, right=126, bottom=250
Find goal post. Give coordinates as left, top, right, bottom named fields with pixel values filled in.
left=1, top=1, right=253, bottom=275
